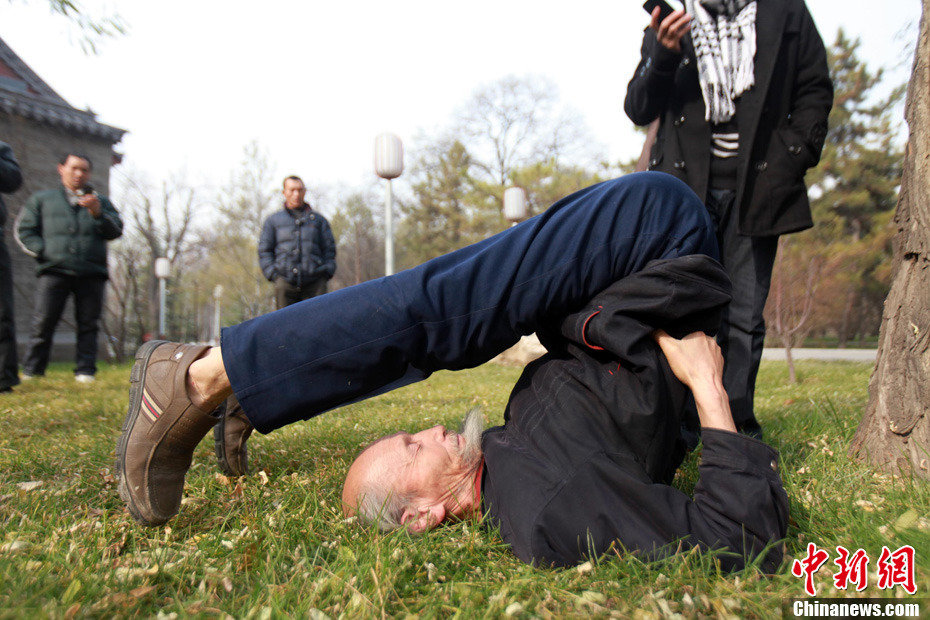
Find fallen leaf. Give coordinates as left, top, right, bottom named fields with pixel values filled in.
left=258, top=470, right=270, bottom=485
left=222, top=577, right=233, bottom=592
left=505, top=602, right=524, bottom=616
left=575, top=561, right=594, bottom=575
left=894, top=509, right=919, bottom=531
left=130, top=585, right=155, bottom=598
left=17, top=481, right=42, bottom=491
left=0, top=540, right=29, bottom=553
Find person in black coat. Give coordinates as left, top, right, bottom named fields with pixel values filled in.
left=0, top=142, right=22, bottom=392
left=343, top=254, right=788, bottom=571
left=624, top=0, right=833, bottom=437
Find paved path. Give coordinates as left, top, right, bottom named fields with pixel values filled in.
left=762, top=348, right=877, bottom=362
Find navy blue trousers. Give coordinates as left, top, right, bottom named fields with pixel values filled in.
left=222, top=173, right=719, bottom=434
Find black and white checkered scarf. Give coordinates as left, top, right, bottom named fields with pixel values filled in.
left=684, top=0, right=757, bottom=123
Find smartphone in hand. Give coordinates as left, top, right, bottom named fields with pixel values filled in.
left=643, top=0, right=676, bottom=22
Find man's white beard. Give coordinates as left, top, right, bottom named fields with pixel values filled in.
left=457, top=407, right=485, bottom=469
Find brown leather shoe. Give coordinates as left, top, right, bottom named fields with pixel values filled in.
left=115, top=340, right=219, bottom=526
left=213, top=394, right=254, bottom=476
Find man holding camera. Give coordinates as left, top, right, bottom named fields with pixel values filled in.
left=14, top=153, right=123, bottom=383
left=624, top=0, right=833, bottom=438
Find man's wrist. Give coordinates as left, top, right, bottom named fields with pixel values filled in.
left=691, top=381, right=736, bottom=432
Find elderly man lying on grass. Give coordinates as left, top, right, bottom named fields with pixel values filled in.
left=115, top=172, right=787, bottom=571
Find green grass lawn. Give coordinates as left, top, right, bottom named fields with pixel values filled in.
left=0, top=360, right=927, bottom=618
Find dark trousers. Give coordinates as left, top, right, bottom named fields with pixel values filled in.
left=23, top=273, right=107, bottom=376
left=705, top=189, right=779, bottom=435
left=274, top=277, right=327, bottom=310
left=0, top=239, right=18, bottom=389
left=222, top=173, right=720, bottom=434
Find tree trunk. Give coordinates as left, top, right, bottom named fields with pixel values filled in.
left=785, top=340, right=797, bottom=385
left=850, top=0, right=930, bottom=479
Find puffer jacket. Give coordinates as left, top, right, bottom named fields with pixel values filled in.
left=258, top=204, right=336, bottom=286
left=0, top=142, right=23, bottom=227
left=15, top=187, right=122, bottom=278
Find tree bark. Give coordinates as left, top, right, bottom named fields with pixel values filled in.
left=850, top=0, right=930, bottom=479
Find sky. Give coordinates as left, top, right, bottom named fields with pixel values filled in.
left=1, top=0, right=922, bottom=201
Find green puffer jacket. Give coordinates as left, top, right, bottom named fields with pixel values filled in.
left=15, top=187, right=123, bottom=278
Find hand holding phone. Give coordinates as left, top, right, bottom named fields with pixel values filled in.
left=643, top=0, right=675, bottom=23
left=643, top=0, right=690, bottom=53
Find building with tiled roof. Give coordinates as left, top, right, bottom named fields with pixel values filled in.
left=0, top=35, right=126, bottom=363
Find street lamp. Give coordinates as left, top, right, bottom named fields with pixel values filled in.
left=503, top=186, right=528, bottom=226
left=154, top=257, right=170, bottom=338
left=374, top=133, right=404, bottom=276
left=213, top=284, right=223, bottom=345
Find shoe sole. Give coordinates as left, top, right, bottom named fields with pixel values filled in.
left=212, top=400, right=241, bottom=476
left=115, top=339, right=169, bottom=526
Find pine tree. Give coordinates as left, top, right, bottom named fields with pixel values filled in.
left=805, top=30, right=905, bottom=346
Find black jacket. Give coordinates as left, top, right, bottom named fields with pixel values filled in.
left=481, top=255, right=788, bottom=570
left=0, top=142, right=23, bottom=227
left=258, top=204, right=336, bottom=286
left=624, top=0, right=833, bottom=236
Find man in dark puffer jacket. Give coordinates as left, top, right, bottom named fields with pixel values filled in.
left=258, top=175, right=336, bottom=311
left=215, top=175, right=337, bottom=477
left=15, top=152, right=122, bottom=383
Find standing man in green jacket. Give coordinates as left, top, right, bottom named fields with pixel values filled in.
left=15, top=153, right=123, bottom=383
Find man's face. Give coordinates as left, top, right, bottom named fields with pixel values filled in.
left=343, top=410, right=485, bottom=531
left=58, top=156, right=91, bottom=191
left=282, top=179, right=306, bottom=209
left=379, top=425, right=470, bottom=501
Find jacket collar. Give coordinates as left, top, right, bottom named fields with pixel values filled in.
left=283, top=202, right=312, bottom=216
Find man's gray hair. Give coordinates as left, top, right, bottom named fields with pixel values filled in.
left=356, top=480, right=411, bottom=531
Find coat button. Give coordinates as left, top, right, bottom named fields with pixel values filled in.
left=755, top=161, right=768, bottom=171
left=788, top=145, right=802, bottom=155
left=292, top=268, right=299, bottom=274
left=673, top=160, right=686, bottom=170
left=673, top=115, right=685, bottom=126
left=770, top=459, right=778, bottom=472
left=649, top=158, right=658, bottom=167
left=681, top=57, right=690, bottom=66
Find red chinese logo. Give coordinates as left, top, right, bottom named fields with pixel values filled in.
left=833, top=546, right=869, bottom=591
left=877, top=545, right=916, bottom=595
left=792, top=543, right=830, bottom=596
left=793, top=544, right=917, bottom=596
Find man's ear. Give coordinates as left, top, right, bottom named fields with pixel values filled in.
left=401, top=503, right=446, bottom=533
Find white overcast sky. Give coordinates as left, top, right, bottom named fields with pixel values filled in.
left=1, top=0, right=921, bottom=198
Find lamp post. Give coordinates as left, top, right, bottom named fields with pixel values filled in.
left=213, top=284, right=223, bottom=345
left=374, top=133, right=404, bottom=276
left=503, top=186, right=528, bottom=226
left=154, top=257, right=170, bottom=338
